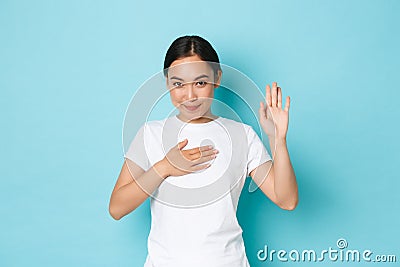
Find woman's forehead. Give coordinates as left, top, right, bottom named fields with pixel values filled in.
left=167, top=61, right=214, bottom=80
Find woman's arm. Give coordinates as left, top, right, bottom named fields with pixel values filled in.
left=108, top=159, right=167, bottom=220
left=250, top=82, right=298, bottom=210
left=109, top=139, right=218, bottom=220
left=250, top=138, right=298, bottom=210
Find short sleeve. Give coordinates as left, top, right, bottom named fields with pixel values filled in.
left=246, top=126, right=272, bottom=177
left=124, top=124, right=151, bottom=172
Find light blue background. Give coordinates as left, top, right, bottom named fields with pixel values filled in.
left=1, top=0, right=399, bottom=266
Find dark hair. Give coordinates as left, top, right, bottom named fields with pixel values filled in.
left=163, top=35, right=222, bottom=78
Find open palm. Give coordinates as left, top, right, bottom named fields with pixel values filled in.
left=258, top=82, right=290, bottom=140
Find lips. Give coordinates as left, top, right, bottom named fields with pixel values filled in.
left=183, top=103, right=201, bottom=111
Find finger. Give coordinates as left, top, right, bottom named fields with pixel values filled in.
left=187, top=144, right=214, bottom=155
left=178, top=139, right=188, bottom=150
left=199, top=149, right=218, bottom=158
left=193, top=153, right=217, bottom=165
left=271, top=82, right=277, bottom=107
left=277, top=87, right=282, bottom=108
left=259, top=101, right=267, bottom=119
left=186, top=150, right=215, bottom=160
left=265, top=84, right=271, bottom=106
left=284, top=96, right=290, bottom=112
left=190, top=148, right=218, bottom=159
left=267, top=105, right=273, bottom=118
left=190, top=162, right=212, bottom=172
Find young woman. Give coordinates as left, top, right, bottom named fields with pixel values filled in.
left=109, top=35, right=298, bottom=267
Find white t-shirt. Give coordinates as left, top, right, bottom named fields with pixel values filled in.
left=124, top=115, right=271, bottom=267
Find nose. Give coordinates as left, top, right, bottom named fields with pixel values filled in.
left=185, top=83, right=196, bottom=101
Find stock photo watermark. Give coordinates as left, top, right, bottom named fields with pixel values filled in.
left=257, top=238, right=397, bottom=263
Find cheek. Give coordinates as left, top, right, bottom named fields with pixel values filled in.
left=169, top=90, right=178, bottom=99
left=169, top=90, right=183, bottom=104
left=199, top=87, right=214, bottom=99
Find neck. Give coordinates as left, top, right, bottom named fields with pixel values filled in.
left=177, top=110, right=218, bottom=124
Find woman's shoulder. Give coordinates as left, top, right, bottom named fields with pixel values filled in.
left=141, top=117, right=169, bottom=126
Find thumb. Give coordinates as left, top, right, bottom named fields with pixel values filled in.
left=177, top=138, right=188, bottom=150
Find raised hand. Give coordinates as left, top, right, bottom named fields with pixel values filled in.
left=258, top=82, right=290, bottom=140
left=160, top=139, right=218, bottom=178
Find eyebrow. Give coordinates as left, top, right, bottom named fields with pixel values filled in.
left=170, top=74, right=209, bottom=81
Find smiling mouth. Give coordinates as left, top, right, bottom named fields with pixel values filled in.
left=183, top=103, right=201, bottom=111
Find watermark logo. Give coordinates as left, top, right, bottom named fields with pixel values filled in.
left=336, top=238, right=348, bottom=249
left=257, top=238, right=397, bottom=263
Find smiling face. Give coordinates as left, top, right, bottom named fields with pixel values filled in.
left=166, top=54, right=221, bottom=123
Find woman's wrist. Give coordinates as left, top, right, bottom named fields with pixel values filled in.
left=154, top=159, right=170, bottom=179
left=268, top=135, right=287, bottom=157
left=267, top=135, right=287, bottom=143
left=274, top=137, right=287, bottom=146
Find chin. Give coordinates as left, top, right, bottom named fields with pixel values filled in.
left=179, top=110, right=207, bottom=121
left=176, top=102, right=212, bottom=119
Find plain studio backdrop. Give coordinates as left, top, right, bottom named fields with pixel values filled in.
left=1, top=0, right=399, bottom=266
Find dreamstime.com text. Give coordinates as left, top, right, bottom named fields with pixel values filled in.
left=257, top=238, right=396, bottom=263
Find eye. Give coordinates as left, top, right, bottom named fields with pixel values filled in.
left=172, top=82, right=183, bottom=88
left=195, top=81, right=208, bottom=87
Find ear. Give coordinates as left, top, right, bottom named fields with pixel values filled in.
left=214, top=70, right=222, bottom=89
